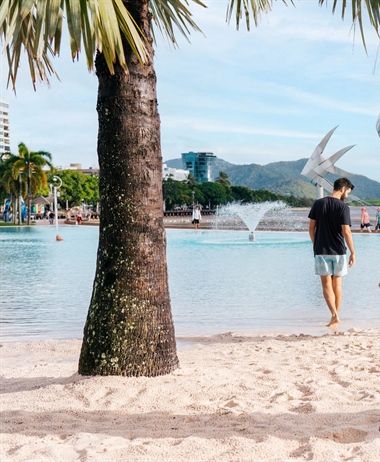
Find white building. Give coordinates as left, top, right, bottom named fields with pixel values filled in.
left=162, top=163, right=189, bottom=181
left=66, top=163, right=99, bottom=176
left=0, top=99, right=10, bottom=158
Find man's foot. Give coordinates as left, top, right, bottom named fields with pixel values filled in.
left=327, top=315, right=340, bottom=327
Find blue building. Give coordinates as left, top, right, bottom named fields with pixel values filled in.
left=181, top=151, right=216, bottom=183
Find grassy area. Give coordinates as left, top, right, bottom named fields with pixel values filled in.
left=352, top=199, right=380, bottom=206
left=0, top=222, right=36, bottom=227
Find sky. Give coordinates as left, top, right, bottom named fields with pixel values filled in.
left=0, top=1, right=379, bottom=182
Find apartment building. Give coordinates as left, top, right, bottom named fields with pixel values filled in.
left=181, top=151, right=216, bottom=183
left=0, top=99, right=10, bottom=158
left=162, top=163, right=189, bottom=181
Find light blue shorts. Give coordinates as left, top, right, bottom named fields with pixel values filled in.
left=314, top=255, right=348, bottom=277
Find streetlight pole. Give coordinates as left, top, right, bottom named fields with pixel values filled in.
left=52, top=176, right=62, bottom=232
left=18, top=171, right=22, bottom=226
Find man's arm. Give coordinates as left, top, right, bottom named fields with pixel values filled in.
left=342, top=224, right=356, bottom=267
left=309, top=219, right=316, bottom=245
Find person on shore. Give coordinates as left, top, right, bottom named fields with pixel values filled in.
left=48, top=211, right=55, bottom=225
left=76, top=211, right=83, bottom=225
left=360, top=207, right=372, bottom=233
left=192, top=205, right=201, bottom=229
left=308, top=177, right=356, bottom=328
left=375, top=207, right=380, bottom=232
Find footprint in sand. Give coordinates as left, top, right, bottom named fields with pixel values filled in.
left=291, top=402, right=315, bottom=414
left=332, top=427, right=368, bottom=443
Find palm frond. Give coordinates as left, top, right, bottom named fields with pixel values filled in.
left=0, top=0, right=149, bottom=89
left=226, top=0, right=380, bottom=50
left=0, top=0, right=206, bottom=90
left=149, top=0, right=206, bottom=45
left=319, top=0, right=380, bottom=52
left=0, top=1, right=60, bottom=89
left=226, top=0, right=283, bottom=30
left=65, top=0, right=82, bottom=56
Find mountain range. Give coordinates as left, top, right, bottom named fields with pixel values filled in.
left=165, top=157, right=380, bottom=200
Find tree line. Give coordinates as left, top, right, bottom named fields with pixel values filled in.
left=0, top=143, right=100, bottom=218
left=163, top=172, right=314, bottom=210
left=1, top=147, right=313, bottom=221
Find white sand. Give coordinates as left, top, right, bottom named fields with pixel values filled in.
left=1, top=329, right=380, bottom=462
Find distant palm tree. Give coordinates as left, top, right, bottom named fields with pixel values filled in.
left=1, top=143, right=53, bottom=224
left=185, top=173, right=197, bottom=185
left=17, top=143, right=53, bottom=223
left=0, top=155, right=25, bottom=222
left=1, top=1, right=378, bottom=376
left=215, top=171, right=232, bottom=186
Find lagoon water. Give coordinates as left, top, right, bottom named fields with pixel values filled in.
left=0, top=226, right=378, bottom=342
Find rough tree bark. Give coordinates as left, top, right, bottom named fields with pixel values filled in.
left=78, top=0, right=179, bottom=377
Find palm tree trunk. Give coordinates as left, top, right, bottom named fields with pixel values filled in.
left=78, top=0, right=179, bottom=376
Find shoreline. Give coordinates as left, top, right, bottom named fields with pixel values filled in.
left=2, top=222, right=376, bottom=233
left=26, top=206, right=378, bottom=232
left=1, top=330, right=380, bottom=461
left=2, top=206, right=378, bottom=233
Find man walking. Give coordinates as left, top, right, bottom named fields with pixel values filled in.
left=308, top=178, right=356, bottom=327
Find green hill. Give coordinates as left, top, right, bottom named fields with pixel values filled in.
left=165, top=157, right=380, bottom=200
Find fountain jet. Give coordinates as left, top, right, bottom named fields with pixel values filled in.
left=214, top=201, right=287, bottom=239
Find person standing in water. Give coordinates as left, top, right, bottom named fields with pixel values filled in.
left=375, top=207, right=380, bottom=232
left=308, top=178, right=356, bottom=328
left=192, top=205, right=202, bottom=229
left=360, top=207, right=372, bottom=233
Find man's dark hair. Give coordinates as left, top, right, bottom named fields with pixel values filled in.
left=333, top=177, right=355, bottom=191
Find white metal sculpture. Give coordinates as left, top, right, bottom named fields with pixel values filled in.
left=301, top=126, right=355, bottom=199
left=376, top=113, right=380, bottom=138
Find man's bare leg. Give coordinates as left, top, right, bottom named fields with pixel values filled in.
left=332, top=276, right=343, bottom=313
left=320, top=276, right=340, bottom=327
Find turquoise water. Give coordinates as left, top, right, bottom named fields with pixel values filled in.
left=0, top=226, right=378, bottom=341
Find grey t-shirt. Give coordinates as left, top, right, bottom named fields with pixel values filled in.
left=308, top=196, right=351, bottom=255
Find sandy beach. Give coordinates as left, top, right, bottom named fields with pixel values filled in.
left=1, top=330, right=380, bottom=461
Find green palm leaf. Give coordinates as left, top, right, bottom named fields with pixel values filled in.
left=0, top=0, right=205, bottom=90
left=150, top=0, right=205, bottom=45
left=226, top=0, right=280, bottom=30
left=226, top=0, right=380, bottom=41
left=320, top=0, right=380, bottom=52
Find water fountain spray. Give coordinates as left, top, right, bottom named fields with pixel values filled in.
left=214, top=201, right=287, bottom=240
